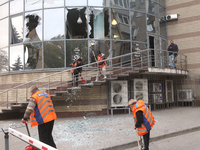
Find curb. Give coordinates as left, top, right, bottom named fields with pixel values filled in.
left=102, top=126, right=200, bottom=150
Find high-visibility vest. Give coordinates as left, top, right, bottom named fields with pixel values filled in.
left=71, top=61, right=77, bottom=73
left=132, top=100, right=155, bottom=136
left=30, top=90, right=57, bottom=127
left=97, top=56, right=106, bottom=68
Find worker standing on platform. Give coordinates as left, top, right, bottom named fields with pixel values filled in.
left=128, top=99, right=155, bottom=150
left=21, top=85, right=57, bottom=148
left=96, top=51, right=107, bottom=81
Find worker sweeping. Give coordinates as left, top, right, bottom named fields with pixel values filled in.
left=22, top=85, right=57, bottom=149
left=128, top=99, right=155, bottom=150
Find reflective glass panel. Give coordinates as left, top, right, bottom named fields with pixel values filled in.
left=0, top=18, right=8, bottom=48
left=66, top=40, right=88, bottom=67
left=10, top=45, right=24, bottom=71
left=44, top=8, right=64, bottom=40
left=131, top=11, right=146, bottom=42
left=88, top=0, right=110, bottom=7
left=111, top=0, right=129, bottom=9
left=10, top=15, right=23, bottom=44
left=159, top=5, right=165, bottom=17
left=10, top=0, right=23, bottom=15
left=0, top=3, right=8, bottom=19
left=0, top=0, right=8, bottom=5
left=25, top=0, right=42, bottom=11
left=130, top=0, right=145, bottom=12
left=147, top=14, right=156, bottom=33
left=88, top=7, right=110, bottom=39
left=65, top=0, right=87, bottom=6
left=148, top=1, right=158, bottom=15
left=159, top=0, right=166, bottom=7
left=65, top=7, right=87, bottom=39
left=111, top=8, right=130, bottom=40
left=0, top=48, right=8, bottom=72
left=112, top=41, right=130, bottom=66
left=44, top=41, right=64, bottom=68
left=44, top=0, right=64, bottom=8
left=24, top=42, right=42, bottom=69
left=160, top=20, right=167, bottom=37
left=24, top=11, right=42, bottom=42
left=89, top=40, right=110, bottom=63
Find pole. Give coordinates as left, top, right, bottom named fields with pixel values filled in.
left=133, top=121, right=141, bottom=150
left=2, top=128, right=9, bottom=150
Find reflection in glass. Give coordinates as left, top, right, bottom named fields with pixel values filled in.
left=111, top=0, right=129, bottom=9
left=0, top=18, right=8, bottom=48
left=25, top=0, right=42, bottom=11
left=88, top=7, right=110, bottom=39
left=147, top=0, right=158, bottom=15
left=160, top=20, right=167, bottom=37
left=88, top=0, right=110, bottom=7
left=44, top=0, right=64, bottom=8
left=130, top=0, right=145, bottom=12
left=112, top=41, right=130, bottom=66
left=10, top=0, right=23, bottom=15
left=111, top=8, right=130, bottom=40
left=44, top=8, right=64, bottom=40
left=159, top=5, right=165, bottom=17
left=131, top=11, right=146, bottom=42
left=44, top=41, right=64, bottom=68
left=65, top=0, right=87, bottom=6
left=0, top=3, right=8, bottom=19
left=24, top=42, right=42, bottom=69
left=65, top=7, right=87, bottom=39
left=159, top=0, right=166, bottom=7
left=11, top=15, right=23, bottom=44
left=89, top=40, right=110, bottom=63
left=24, top=11, right=42, bottom=42
left=0, top=48, right=8, bottom=72
left=10, top=45, right=24, bottom=71
left=0, top=0, right=8, bottom=5
left=66, top=40, right=88, bottom=67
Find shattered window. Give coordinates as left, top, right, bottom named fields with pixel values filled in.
left=10, top=15, right=23, bottom=44
left=44, top=8, right=64, bottom=40
left=24, top=42, right=42, bottom=69
left=88, top=7, right=110, bottom=39
left=24, top=11, right=42, bottom=42
left=111, top=8, right=130, bottom=40
left=65, top=7, right=87, bottom=39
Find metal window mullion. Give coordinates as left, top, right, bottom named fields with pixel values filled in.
left=42, top=0, right=44, bottom=69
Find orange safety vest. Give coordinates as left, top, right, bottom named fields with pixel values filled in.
left=30, top=90, right=57, bottom=127
left=132, top=100, right=155, bottom=136
left=97, top=56, right=106, bottom=68
left=71, top=61, right=77, bottom=73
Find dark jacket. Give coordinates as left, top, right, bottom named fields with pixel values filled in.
left=72, top=61, right=83, bottom=74
left=167, top=43, right=179, bottom=56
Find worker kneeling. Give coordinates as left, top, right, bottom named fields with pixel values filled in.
left=128, top=99, right=155, bottom=150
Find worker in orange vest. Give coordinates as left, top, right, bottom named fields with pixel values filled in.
left=128, top=99, right=155, bottom=150
left=71, top=58, right=83, bottom=87
left=22, top=85, right=57, bottom=148
left=96, top=51, right=107, bottom=81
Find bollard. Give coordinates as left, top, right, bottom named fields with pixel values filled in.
left=2, top=128, right=9, bottom=150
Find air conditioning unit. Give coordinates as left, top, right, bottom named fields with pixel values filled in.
left=177, top=89, right=193, bottom=101
left=152, top=83, right=162, bottom=92
left=134, top=79, right=148, bottom=104
left=111, top=81, right=128, bottom=107
left=152, top=94, right=162, bottom=103
left=166, top=14, right=178, bottom=21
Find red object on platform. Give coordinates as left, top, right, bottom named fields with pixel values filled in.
left=81, top=77, right=86, bottom=84
left=25, top=145, right=39, bottom=150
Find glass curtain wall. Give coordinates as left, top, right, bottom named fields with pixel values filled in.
left=0, top=0, right=167, bottom=73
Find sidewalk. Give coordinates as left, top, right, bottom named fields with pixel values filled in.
left=1, top=107, right=200, bottom=150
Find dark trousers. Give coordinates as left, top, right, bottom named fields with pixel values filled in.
left=38, top=120, right=56, bottom=148
left=72, top=73, right=79, bottom=87
left=143, top=131, right=150, bottom=150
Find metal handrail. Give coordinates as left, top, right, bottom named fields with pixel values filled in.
left=0, top=49, right=187, bottom=108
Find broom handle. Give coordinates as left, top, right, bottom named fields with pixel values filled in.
left=25, top=122, right=31, bottom=137
left=135, top=128, right=141, bottom=150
